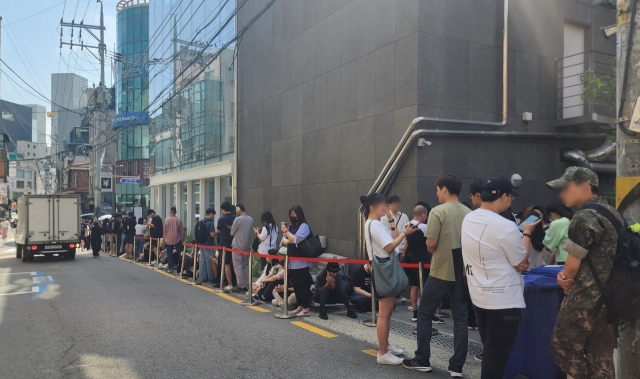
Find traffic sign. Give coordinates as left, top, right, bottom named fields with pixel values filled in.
left=119, top=177, right=140, bottom=184
left=8, top=153, right=17, bottom=161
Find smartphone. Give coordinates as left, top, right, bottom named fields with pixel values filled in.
left=518, top=215, right=539, bottom=231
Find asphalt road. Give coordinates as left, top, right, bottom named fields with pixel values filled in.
left=0, top=239, right=480, bottom=379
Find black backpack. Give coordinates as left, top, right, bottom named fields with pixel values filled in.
left=194, top=220, right=209, bottom=244
left=584, top=204, right=640, bottom=321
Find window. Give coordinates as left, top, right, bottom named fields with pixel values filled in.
left=16, top=170, right=24, bottom=178
left=2, top=111, right=14, bottom=120
left=26, top=171, right=32, bottom=179
left=17, top=181, right=24, bottom=189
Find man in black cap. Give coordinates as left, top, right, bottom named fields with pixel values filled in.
left=313, top=262, right=357, bottom=320
left=460, top=175, right=537, bottom=379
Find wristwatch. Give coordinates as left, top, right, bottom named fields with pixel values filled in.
left=390, top=227, right=396, bottom=231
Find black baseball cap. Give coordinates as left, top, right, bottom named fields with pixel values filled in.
left=482, top=175, right=519, bottom=198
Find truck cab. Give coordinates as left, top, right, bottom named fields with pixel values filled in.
left=15, top=195, right=81, bottom=262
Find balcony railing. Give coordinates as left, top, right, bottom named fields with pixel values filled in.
left=556, top=50, right=615, bottom=121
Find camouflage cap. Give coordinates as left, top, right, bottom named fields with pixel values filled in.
left=546, top=166, right=599, bottom=190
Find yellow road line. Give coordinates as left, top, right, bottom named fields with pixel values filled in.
left=362, top=349, right=378, bottom=357
left=291, top=321, right=338, bottom=338
left=129, top=260, right=270, bottom=312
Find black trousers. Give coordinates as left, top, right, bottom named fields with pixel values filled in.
left=258, top=279, right=283, bottom=301
left=289, top=267, right=312, bottom=308
left=350, top=294, right=372, bottom=311
left=475, top=307, right=522, bottom=379
left=314, top=287, right=352, bottom=312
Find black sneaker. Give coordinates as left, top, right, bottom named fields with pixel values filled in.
left=319, top=310, right=328, bottom=320
left=232, top=286, right=248, bottom=293
left=347, top=309, right=357, bottom=318
left=447, top=365, right=463, bottom=377
left=474, top=353, right=482, bottom=363
left=402, top=358, right=432, bottom=372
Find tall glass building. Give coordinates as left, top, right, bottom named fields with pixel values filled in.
left=114, top=0, right=150, bottom=215
left=147, top=0, right=236, bottom=233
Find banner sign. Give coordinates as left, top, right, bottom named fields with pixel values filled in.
left=111, top=111, right=149, bottom=130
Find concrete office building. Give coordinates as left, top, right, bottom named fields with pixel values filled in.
left=236, top=0, right=617, bottom=255
left=51, top=73, right=88, bottom=156
left=147, top=0, right=236, bottom=233
left=0, top=100, right=32, bottom=152
left=24, top=104, right=47, bottom=143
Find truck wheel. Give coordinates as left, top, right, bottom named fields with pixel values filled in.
left=16, top=244, right=22, bottom=259
left=68, top=252, right=76, bottom=260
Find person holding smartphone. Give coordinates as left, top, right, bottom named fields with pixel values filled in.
left=361, top=193, right=418, bottom=365
left=280, top=205, right=314, bottom=317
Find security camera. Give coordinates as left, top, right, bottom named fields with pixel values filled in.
left=601, top=24, right=617, bottom=39
left=511, top=174, right=523, bottom=188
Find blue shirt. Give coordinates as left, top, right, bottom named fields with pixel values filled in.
left=217, top=213, right=236, bottom=248
left=204, top=218, right=216, bottom=247
left=286, top=223, right=312, bottom=269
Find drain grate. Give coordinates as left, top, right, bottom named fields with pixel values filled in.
left=347, top=311, right=483, bottom=356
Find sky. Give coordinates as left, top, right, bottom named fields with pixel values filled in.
left=0, top=0, right=119, bottom=139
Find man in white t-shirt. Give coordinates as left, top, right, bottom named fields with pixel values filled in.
left=380, top=195, right=410, bottom=251
left=461, top=175, right=537, bottom=379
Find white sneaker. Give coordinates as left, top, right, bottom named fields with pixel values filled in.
left=223, top=285, right=233, bottom=293
left=377, top=352, right=403, bottom=365
left=387, top=344, right=404, bottom=356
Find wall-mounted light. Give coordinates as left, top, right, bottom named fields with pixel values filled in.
left=522, top=112, right=533, bottom=122
left=511, top=173, right=523, bottom=188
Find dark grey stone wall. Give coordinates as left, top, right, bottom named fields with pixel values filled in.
left=237, top=0, right=616, bottom=257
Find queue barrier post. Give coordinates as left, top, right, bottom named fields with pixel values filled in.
left=153, top=238, right=163, bottom=270
left=131, top=236, right=136, bottom=262
left=274, top=255, right=296, bottom=319
left=363, top=265, right=377, bottom=327
left=187, top=244, right=198, bottom=285
left=176, top=242, right=188, bottom=278
left=213, top=247, right=227, bottom=293
left=241, top=250, right=256, bottom=306
left=419, top=261, right=424, bottom=295
left=146, top=237, right=154, bottom=266
left=110, top=235, right=116, bottom=257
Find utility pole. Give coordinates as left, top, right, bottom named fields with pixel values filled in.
left=614, top=1, right=640, bottom=378
left=60, top=0, right=109, bottom=217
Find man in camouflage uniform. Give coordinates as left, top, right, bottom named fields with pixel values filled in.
left=546, top=167, right=622, bottom=379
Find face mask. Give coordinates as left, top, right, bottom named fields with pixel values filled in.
left=289, top=216, right=298, bottom=225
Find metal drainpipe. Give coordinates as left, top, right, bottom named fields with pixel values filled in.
left=358, top=0, right=510, bottom=258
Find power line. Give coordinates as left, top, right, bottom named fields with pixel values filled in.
left=4, top=1, right=66, bottom=26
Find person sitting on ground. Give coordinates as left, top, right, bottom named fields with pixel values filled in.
left=251, top=248, right=279, bottom=296
left=181, top=249, right=196, bottom=278
left=255, top=255, right=285, bottom=303
left=272, top=279, right=296, bottom=308
left=313, top=262, right=358, bottom=320
left=349, top=263, right=374, bottom=312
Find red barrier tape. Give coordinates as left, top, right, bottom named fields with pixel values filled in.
left=135, top=236, right=150, bottom=240
left=243, top=251, right=429, bottom=268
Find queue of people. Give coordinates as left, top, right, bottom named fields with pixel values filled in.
left=81, top=166, right=623, bottom=379
left=361, top=168, right=624, bottom=379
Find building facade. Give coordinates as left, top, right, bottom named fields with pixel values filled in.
left=114, top=0, right=151, bottom=215
left=147, top=0, right=236, bottom=233
left=24, top=104, right=47, bottom=143
left=0, top=100, right=32, bottom=152
left=236, top=0, right=617, bottom=256
left=51, top=73, right=88, bottom=157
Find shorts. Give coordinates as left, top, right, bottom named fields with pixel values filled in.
left=150, top=238, right=160, bottom=249
left=221, top=247, right=233, bottom=264
left=124, top=234, right=134, bottom=244
left=404, top=254, right=430, bottom=287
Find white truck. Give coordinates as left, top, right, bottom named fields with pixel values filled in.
left=15, top=194, right=81, bottom=262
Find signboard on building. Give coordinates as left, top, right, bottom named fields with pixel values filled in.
left=100, top=173, right=112, bottom=192
left=119, top=177, right=140, bottom=184
left=134, top=207, right=142, bottom=219
left=47, top=112, right=57, bottom=118
left=0, top=183, right=7, bottom=198
left=8, top=153, right=17, bottom=161
left=111, top=111, right=149, bottom=130
left=8, top=178, right=17, bottom=190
